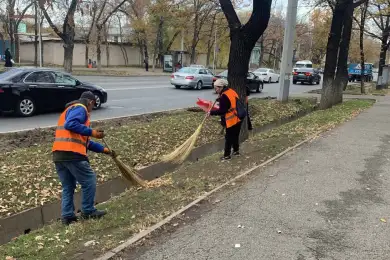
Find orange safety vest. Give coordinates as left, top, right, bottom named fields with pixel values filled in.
left=52, top=103, right=90, bottom=156
left=223, top=88, right=241, bottom=128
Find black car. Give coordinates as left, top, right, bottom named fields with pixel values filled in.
left=0, top=67, right=108, bottom=117
left=214, top=70, right=264, bottom=93
left=292, top=68, right=321, bottom=85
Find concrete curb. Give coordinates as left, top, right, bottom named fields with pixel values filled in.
left=94, top=132, right=323, bottom=260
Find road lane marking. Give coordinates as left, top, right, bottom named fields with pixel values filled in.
left=105, top=86, right=170, bottom=91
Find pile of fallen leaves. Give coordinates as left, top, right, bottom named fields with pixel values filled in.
left=0, top=98, right=315, bottom=217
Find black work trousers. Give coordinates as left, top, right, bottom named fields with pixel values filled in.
left=224, top=122, right=242, bottom=157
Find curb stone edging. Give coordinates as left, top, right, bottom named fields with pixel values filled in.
left=0, top=99, right=317, bottom=245
left=95, top=131, right=324, bottom=260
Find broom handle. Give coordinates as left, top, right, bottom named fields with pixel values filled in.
left=102, top=138, right=113, bottom=153
left=202, top=99, right=218, bottom=124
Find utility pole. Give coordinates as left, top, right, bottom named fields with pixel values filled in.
left=278, top=0, right=298, bottom=102
left=38, top=9, right=42, bottom=67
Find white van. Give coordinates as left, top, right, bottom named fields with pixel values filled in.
left=293, top=60, right=313, bottom=72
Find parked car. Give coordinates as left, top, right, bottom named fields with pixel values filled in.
left=189, top=64, right=206, bottom=68
left=171, top=67, right=214, bottom=90
left=0, top=67, right=108, bottom=117
left=215, top=70, right=264, bottom=93
left=252, top=68, right=279, bottom=83
left=292, top=68, right=321, bottom=85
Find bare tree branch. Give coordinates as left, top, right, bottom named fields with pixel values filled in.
left=219, top=0, right=241, bottom=30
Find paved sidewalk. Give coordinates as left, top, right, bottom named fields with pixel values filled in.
left=125, top=97, right=390, bottom=260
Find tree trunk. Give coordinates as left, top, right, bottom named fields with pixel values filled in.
left=258, top=36, right=264, bottom=67
left=206, top=14, right=217, bottom=68
left=40, top=18, right=44, bottom=65
left=333, top=0, right=353, bottom=104
left=63, top=41, right=74, bottom=72
left=96, top=26, right=102, bottom=72
left=319, top=0, right=348, bottom=109
left=359, top=31, right=365, bottom=94
left=85, top=42, right=89, bottom=68
left=106, top=41, right=110, bottom=67
left=227, top=30, right=253, bottom=140
left=34, top=1, right=38, bottom=67
left=359, top=1, right=368, bottom=94
left=377, top=35, right=389, bottom=89
left=190, top=11, right=199, bottom=64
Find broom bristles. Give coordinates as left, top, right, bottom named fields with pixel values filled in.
left=113, top=156, right=147, bottom=187
left=161, top=121, right=205, bottom=164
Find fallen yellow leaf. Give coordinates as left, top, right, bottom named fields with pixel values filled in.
left=380, top=218, right=387, bottom=223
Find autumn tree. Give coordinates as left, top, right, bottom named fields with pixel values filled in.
left=220, top=0, right=272, bottom=136
left=259, top=12, right=284, bottom=68
left=94, top=0, right=128, bottom=71
left=365, top=0, right=390, bottom=88
left=2, top=0, right=34, bottom=62
left=121, top=0, right=150, bottom=65
left=320, top=0, right=367, bottom=109
left=39, top=0, right=78, bottom=72
left=310, top=8, right=331, bottom=65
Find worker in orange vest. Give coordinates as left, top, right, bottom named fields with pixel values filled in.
left=52, top=91, right=114, bottom=225
left=208, top=79, right=242, bottom=161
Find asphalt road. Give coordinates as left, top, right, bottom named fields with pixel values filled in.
left=128, top=97, right=390, bottom=260
left=0, top=76, right=321, bottom=133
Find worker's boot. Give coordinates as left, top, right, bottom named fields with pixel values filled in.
left=62, top=216, right=78, bottom=226
left=81, top=210, right=107, bottom=220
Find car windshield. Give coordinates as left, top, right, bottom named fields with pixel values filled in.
left=218, top=70, right=228, bottom=77
left=178, top=67, right=198, bottom=73
left=255, top=68, right=267, bottom=72
left=0, top=68, right=23, bottom=80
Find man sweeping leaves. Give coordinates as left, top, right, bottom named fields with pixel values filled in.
left=208, top=79, right=245, bottom=161
left=52, top=91, right=115, bottom=225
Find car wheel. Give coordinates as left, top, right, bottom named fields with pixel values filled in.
left=293, top=81, right=297, bottom=84
left=196, top=81, right=203, bottom=90
left=93, top=93, right=103, bottom=109
left=276, top=77, right=279, bottom=83
left=268, top=77, right=271, bottom=83
left=175, top=85, right=181, bottom=89
left=256, top=82, right=263, bottom=93
left=16, top=96, right=36, bottom=117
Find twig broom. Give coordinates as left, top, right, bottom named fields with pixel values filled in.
left=102, top=138, right=147, bottom=187
left=162, top=100, right=217, bottom=164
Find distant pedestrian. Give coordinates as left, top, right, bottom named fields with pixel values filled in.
left=144, top=56, right=149, bottom=72
left=4, top=48, right=12, bottom=67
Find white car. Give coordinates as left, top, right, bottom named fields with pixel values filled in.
left=252, top=68, right=279, bottom=83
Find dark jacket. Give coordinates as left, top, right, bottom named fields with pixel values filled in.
left=5, top=49, right=12, bottom=67
left=210, top=87, right=232, bottom=127
left=53, top=99, right=104, bottom=162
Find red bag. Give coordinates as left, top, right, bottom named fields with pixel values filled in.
left=196, top=98, right=219, bottom=112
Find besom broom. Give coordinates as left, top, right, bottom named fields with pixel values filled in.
left=162, top=99, right=218, bottom=164
left=102, top=138, right=147, bottom=187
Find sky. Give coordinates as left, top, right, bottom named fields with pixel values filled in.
left=240, top=0, right=316, bottom=22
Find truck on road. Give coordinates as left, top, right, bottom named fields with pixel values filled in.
left=348, top=63, right=373, bottom=82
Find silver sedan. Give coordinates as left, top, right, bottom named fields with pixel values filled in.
left=170, top=67, right=215, bottom=90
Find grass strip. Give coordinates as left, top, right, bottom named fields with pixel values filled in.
left=0, top=99, right=374, bottom=260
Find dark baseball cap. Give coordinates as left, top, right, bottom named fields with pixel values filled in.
left=80, top=91, right=96, bottom=102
